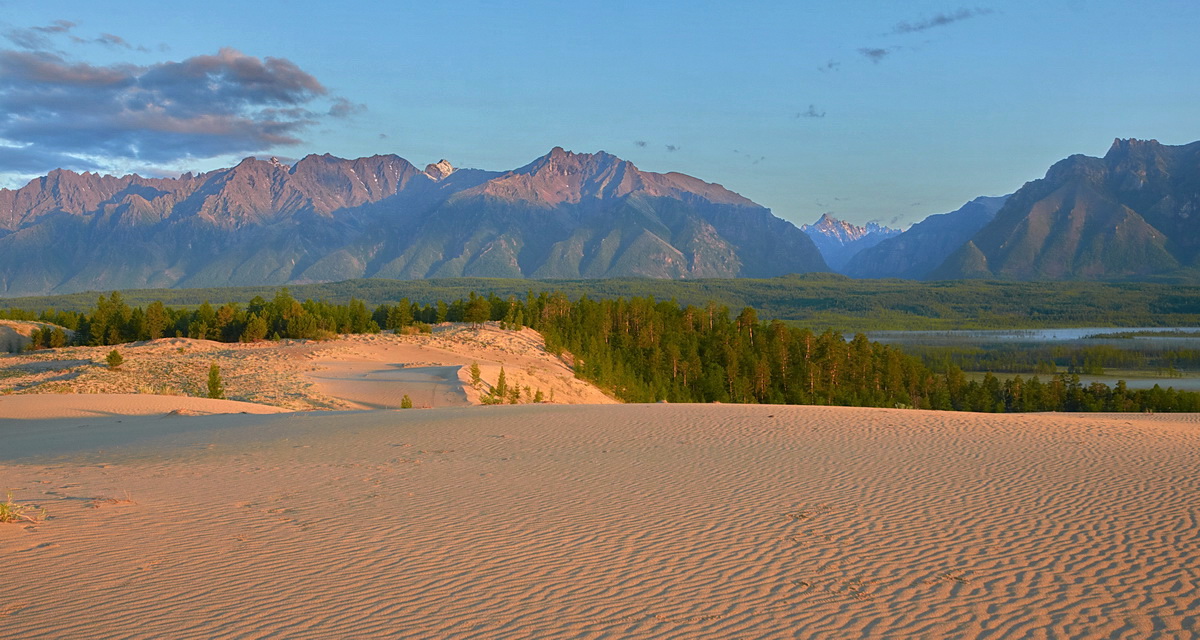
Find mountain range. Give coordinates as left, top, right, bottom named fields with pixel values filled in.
left=931, top=138, right=1200, bottom=280
left=834, top=138, right=1198, bottom=282
left=0, top=148, right=829, bottom=297
left=2, top=137, right=1197, bottom=297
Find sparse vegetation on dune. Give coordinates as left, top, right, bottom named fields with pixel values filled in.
left=0, top=491, right=45, bottom=524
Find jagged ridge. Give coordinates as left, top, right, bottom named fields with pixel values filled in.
left=0, top=148, right=829, bottom=296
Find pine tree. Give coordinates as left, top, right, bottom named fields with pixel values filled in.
left=106, top=349, right=123, bottom=370
left=494, top=366, right=508, bottom=400
left=241, top=314, right=268, bottom=342
left=400, top=394, right=413, bottom=409
left=465, top=293, right=490, bottom=326
left=470, top=362, right=482, bottom=387
left=207, top=363, right=225, bottom=399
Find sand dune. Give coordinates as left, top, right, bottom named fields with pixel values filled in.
left=303, top=324, right=616, bottom=409
left=2, top=404, right=1197, bottom=638
left=0, top=323, right=615, bottom=411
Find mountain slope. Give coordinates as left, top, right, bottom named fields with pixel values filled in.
left=933, top=139, right=1199, bottom=280
left=0, top=148, right=828, bottom=296
left=844, top=196, right=1008, bottom=279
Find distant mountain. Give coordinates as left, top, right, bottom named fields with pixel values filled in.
left=800, top=214, right=901, bottom=271
left=931, top=138, right=1200, bottom=280
left=844, top=196, right=1009, bottom=279
left=0, top=148, right=829, bottom=296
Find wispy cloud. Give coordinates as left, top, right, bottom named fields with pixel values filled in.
left=633, top=140, right=647, bottom=148
left=5, top=20, right=149, bottom=52
left=4, top=20, right=74, bottom=50
left=796, top=104, right=826, bottom=119
left=734, top=150, right=766, bottom=165
left=858, top=47, right=894, bottom=63
left=328, top=97, right=366, bottom=118
left=95, top=33, right=149, bottom=52
left=851, top=8, right=993, bottom=67
left=818, top=59, right=840, bottom=72
left=665, top=144, right=679, bottom=152
left=890, top=8, right=993, bottom=35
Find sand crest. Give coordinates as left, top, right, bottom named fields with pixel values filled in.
left=2, top=404, right=1197, bottom=638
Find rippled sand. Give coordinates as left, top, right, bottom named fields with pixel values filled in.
left=2, top=404, right=1197, bottom=638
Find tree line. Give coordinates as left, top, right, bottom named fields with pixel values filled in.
left=4, top=289, right=1198, bottom=413
left=7, top=275, right=1200, bottom=333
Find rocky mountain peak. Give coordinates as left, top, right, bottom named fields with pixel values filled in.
left=1107, top=137, right=1163, bottom=158
left=801, top=213, right=902, bottom=272
left=518, top=147, right=622, bottom=176
left=802, top=213, right=899, bottom=244
left=424, top=159, right=455, bottom=180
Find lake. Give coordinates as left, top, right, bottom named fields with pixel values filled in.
left=867, top=327, right=1200, bottom=391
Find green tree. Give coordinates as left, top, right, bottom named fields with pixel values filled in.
left=465, top=293, right=490, bottom=326
left=493, top=366, right=508, bottom=400
left=400, top=394, right=413, bottom=409
left=106, top=349, right=124, bottom=370
left=241, top=314, right=269, bottom=342
left=207, top=363, right=225, bottom=399
left=470, top=362, right=482, bottom=387
left=143, top=300, right=168, bottom=340
left=388, top=299, right=414, bottom=330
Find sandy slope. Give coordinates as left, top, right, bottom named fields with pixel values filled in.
left=0, top=319, right=65, bottom=354
left=0, top=323, right=615, bottom=411
left=304, top=324, right=616, bottom=409
left=2, top=404, right=1197, bottom=639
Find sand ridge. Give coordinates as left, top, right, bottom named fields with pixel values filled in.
left=1, top=404, right=1197, bottom=638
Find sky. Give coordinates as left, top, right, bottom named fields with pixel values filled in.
left=0, top=0, right=1196, bottom=228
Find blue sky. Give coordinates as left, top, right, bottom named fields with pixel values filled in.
left=0, top=0, right=1195, bottom=227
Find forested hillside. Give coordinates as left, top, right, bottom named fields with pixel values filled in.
left=4, top=289, right=1197, bottom=413
left=5, top=275, right=1200, bottom=331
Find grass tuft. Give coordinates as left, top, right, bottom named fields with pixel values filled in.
left=0, top=491, right=45, bottom=524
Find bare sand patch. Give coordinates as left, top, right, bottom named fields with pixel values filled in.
left=1, top=404, right=1197, bottom=638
